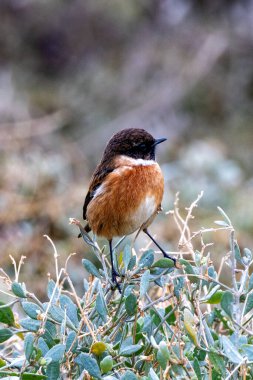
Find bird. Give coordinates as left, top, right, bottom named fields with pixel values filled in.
left=81, top=128, right=176, bottom=290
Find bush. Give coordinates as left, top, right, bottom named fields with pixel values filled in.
left=1, top=193, right=253, bottom=379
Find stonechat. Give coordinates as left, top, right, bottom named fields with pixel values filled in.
left=81, top=128, right=176, bottom=289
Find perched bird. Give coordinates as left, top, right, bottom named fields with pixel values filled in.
left=81, top=128, right=176, bottom=289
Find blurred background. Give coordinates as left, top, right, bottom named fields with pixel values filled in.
left=1, top=0, right=253, bottom=296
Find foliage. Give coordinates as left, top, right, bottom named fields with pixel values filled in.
left=1, top=194, right=253, bottom=379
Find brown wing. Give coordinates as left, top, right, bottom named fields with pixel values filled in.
left=83, top=166, right=114, bottom=220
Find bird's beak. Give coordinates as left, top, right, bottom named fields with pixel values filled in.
left=153, top=137, right=167, bottom=146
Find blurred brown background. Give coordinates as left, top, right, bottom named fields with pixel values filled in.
left=1, top=0, right=253, bottom=296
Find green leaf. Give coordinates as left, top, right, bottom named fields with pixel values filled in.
left=0, top=372, right=19, bottom=378
left=244, top=293, right=253, bottom=315
left=193, top=357, right=202, bottom=380
left=152, top=258, right=174, bottom=268
left=45, top=344, right=65, bottom=363
left=21, top=374, right=47, bottom=380
left=24, top=333, right=34, bottom=361
left=75, top=353, right=102, bottom=379
left=220, top=291, right=234, bottom=318
left=120, top=371, right=137, bottom=380
left=11, top=282, right=26, bottom=298
left=100, top=355, right=113, bottom=374
left=184, top=309, right=198, bottom=346
left=46, top=362, right=60, bottom=380
left=0, top=302, right=15, bottom=326
left=22, top=302, right=42, bottom=319
left=140, top=270, right=150, bottom=297
left=138, top=250, right=154, bottom=268
left=203, top=290, right=224, bottom=304
left=96, top=293, right=107, bottom=322
left=120, top=344, right=142, bottom=357
left=0, top=328, right=13, bottom=343
left=125, top=293, right=137, bottom=316
left=222, top=336, right=244, bottom=364
left=82, top=259, right=101, bottom=278
left=179, top=259, right=195, bottom=275
left=209, top=352, right=226, bottom=377
left=165, top=305, right=176, bottom=325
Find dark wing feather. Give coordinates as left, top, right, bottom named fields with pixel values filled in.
left=83, top=166, right=114, bottom=220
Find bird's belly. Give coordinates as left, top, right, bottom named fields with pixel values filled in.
left=86, top=163, right=164, bottom=239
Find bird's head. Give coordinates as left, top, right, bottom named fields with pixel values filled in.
left=103, top=128, right=167, bottom=161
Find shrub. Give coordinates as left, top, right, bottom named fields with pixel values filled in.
left=1, top=193, right=253, bottom=379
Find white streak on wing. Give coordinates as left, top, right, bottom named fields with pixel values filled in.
left=92, top=183, right=105, bottom=198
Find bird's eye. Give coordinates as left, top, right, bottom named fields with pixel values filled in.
left=138, top=143, right=147, bottom=151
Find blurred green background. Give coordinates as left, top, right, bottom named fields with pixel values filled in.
left=1, top=0, right=253, bottom=296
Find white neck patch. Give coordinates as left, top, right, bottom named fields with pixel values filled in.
left=119, top=155, right=156, bottom=167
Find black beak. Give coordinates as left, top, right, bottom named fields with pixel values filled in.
left=153, top=137, right=167, bottom=146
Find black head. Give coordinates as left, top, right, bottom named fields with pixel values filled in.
left=102, top=128, right=166, bottom=161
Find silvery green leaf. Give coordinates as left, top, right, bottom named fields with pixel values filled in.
left=209, top=351, right=226, bottom=377
left=125, top=293, right=137, bottom=316
left=47, top=280, right=60, bottom=303
left=96, top=293, right=107, bottom=322
left=241, top=344, right=253, bottom=361
left=75, top=353, right=102, bottom=379
left=38, top=337, right=49, bottom=356
left=234, top=241, right=243, bottom=264
left=120, top=370, right=138, bottom=380
left=24, top=333, right=34, bottom=361
left=149, top=368, right=159, bottom=380
left=45, top=344, right=65, bottom=363
left=140, top=270, right=150, bottom=297
left=243, top=248, right=252, bottom=263
left=46, top=362, right=60, bottom=380
left=83, top=279, right=89, bottom=292
left=123, top=245, right=132, bottom=270
left=214, top=220, right=229, bottom=227
left=82, top=259, right=101, bottom=278
left=22, top=302, right=42, bottom=320
left=139, top=250, right=154, bottom=268
left=249, top=273, right=253, bottom=291
left=120, top=344, right=142, bottom=356
left=221, top=291, right=234, bottom=318
left=221, top=336, right=244, bottom=364
left=11, top=282, right=26, bottom=298
left=66, top=331, right=78, bottom=352
left=244, top=293, right=253, bottom=316
left=20, top=318, right=40, bottom=332
left=60, top=295, right=79, bottom=328
left=217, top=207, right=232, bottom=226
left=128, top=255, right=136, bottom=270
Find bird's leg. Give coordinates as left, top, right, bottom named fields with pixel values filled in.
left=109, top=240, right=121, bottom=292
left=143, top=228, right=176, bottom=265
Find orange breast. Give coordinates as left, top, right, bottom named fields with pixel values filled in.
left=86, top=158, right=164, bottom=239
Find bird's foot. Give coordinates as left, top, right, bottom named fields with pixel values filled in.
left=111, top=270, right=122, bottom=293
